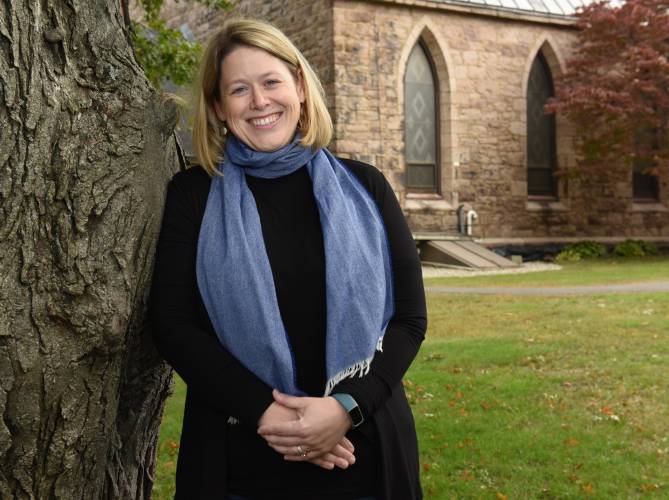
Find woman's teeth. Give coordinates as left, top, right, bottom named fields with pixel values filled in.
left=251, top=113, right=280, bottom=126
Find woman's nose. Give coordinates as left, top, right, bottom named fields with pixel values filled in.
left=251, top=87, right=270, bottom=109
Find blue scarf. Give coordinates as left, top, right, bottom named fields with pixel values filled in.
left=196, top=135, right=394, bottom=397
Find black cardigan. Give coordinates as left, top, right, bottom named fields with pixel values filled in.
left=150, top=158, right=427, bottom=499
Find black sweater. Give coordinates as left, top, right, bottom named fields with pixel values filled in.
left=150, top=158, right=427, bottom=499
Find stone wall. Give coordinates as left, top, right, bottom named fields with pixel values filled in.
left=150, top=0, right=669, bottom=241
left=331, top=0, right=668, bottom=240
left=153, top=0, right=335, bottom=108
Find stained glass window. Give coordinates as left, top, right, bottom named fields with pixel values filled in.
left=527, top=53, right=557, bottom=197
left=405, top=42, right=439, bottom=191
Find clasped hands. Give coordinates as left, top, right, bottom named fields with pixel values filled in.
left=257, top=389, right=355, bottom=471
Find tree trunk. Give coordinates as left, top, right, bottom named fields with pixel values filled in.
left=0, top=1, right=179, bottom=498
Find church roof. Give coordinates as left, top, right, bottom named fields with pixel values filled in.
left=434, top=0, right=590, bottom=18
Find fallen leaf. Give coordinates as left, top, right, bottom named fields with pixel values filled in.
left=424, top=353, right=445, bottom=361
left=564, top=438, right=580, bottom=447
left=600, top=406, right=614, bottom=416
left=460, top=469, right=474, bottom=481
left=496, top=493, right=508, bottom=500
left=423, top=462, right=431, bottom=472
left=457, top=439, right=474, bottom=448
left=600, top=406, right=620, bottom=421
left=582, top=483, right=594, bottom=494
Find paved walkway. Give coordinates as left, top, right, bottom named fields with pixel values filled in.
left=425, top=281, right=669, bottom=296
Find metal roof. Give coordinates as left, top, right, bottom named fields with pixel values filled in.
left=431, top=0, right=591, bottom=18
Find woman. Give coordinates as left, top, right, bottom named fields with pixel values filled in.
left=150, top=18, right=427, bottom=500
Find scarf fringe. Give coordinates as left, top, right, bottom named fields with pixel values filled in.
left=324, top=336, right=384, bottom=396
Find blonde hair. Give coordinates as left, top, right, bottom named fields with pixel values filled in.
left=192, top=19, right=333, bottom=175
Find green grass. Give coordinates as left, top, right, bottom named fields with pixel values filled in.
left=415, top=292, right=668, bottom=498
left=153, top=258, right=669, bottom=499
left=424, top=256, right=669, bottom=288
left=152, top=374, right=186, bottom=500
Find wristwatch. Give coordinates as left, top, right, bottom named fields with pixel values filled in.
left=331, top=393, right=364, bottom=429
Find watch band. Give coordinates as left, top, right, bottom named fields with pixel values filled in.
left=331, top=393, right=364, bottom=428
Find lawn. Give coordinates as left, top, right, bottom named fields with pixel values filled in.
left=415, top=292, right=667, bottom=498
left=424, top=256, right=669, bottom=288
left=153, top=257, right=669, bottom=499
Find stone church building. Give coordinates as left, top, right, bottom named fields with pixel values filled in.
left=159, top=0, right=668, bottom=247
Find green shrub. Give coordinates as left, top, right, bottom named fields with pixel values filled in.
left=556, top=241, right=607, bottom=262
left=555, top=248, right=581, bottom=262
left=613, top=240, right=658, bottom=257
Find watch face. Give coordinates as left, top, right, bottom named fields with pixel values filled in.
left=350, top=405, right=364, bottom=427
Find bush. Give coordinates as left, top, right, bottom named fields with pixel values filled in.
left=613, top=240, right=658, bottom=257
left=556, top=241, right=607, bottom=262
left=555, top=248, right=582, bottom=262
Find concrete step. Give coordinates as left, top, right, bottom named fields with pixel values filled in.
left=454, top=240, right=519, bottom=268
left=419, top=240, right=519, bottom=269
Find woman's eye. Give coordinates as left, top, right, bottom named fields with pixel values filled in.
left=230, top=87, right=246, bottom=95
left=265, top=79, right=280, bottom=87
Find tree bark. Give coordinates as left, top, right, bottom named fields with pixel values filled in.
left=0, top=1, right=179, bottom=498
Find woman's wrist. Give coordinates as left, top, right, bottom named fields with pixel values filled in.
left=330, top=393, right=364, bottom=429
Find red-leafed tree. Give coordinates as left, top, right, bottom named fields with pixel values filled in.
left=547, top=0, right=669, bottom=182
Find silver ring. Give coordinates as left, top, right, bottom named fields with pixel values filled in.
left=296, top=445, right=307, bottom=457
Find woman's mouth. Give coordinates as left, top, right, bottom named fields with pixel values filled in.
left=249, top=112, right=281, bottom=128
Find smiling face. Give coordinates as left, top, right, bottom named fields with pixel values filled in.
left=215, top=45, right=305, bottom=152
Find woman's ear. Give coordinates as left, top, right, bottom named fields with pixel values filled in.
left=213, top=99, right=226, bottom=122
left=296, top=69, right=306, bottom=104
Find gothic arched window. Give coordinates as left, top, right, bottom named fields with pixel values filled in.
left=633, top=164, right=660, bottom=201
left=527, top=53, right=557, bottom=197
left=633, top=129, right=660, bottom=201
left=405, top=41, right=439, bottom=192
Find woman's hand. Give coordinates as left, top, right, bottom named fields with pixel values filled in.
left=257, top=395, right=355, bottom=470
left=290, top=437, right=355, bottom=470
left=258, top=390, right=354, bottom=465
left=258, top=400, right=298, bottom=428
